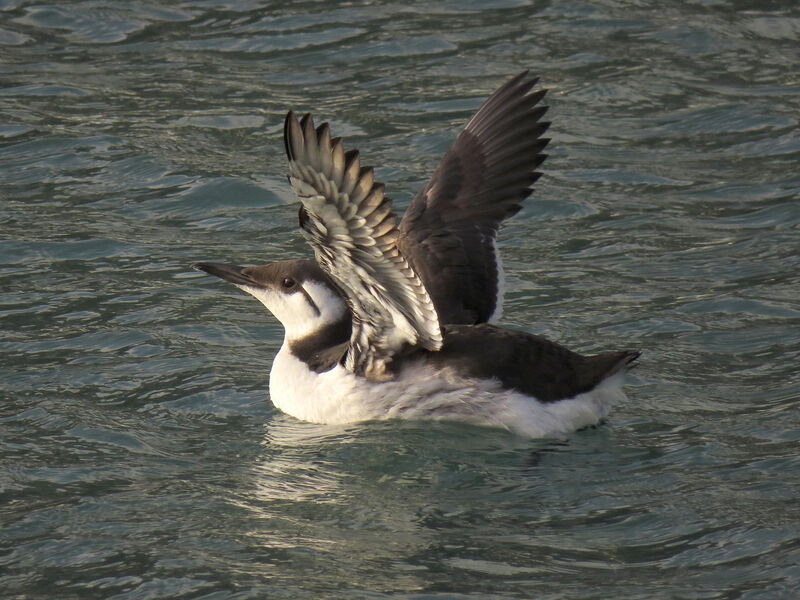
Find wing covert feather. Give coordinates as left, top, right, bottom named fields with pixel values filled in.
left=398, top=71, right=551, bottom=325
left=284, top=111, right=442, bottom=380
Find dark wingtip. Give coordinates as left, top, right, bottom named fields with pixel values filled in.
left=298, top=205, right=310, bottom=230
left=511, top=70, right=527, bottom=82
left=284, top=111, right=295, bottom=160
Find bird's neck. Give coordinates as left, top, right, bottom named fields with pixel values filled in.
left=286, top=313, right=352, bottom=373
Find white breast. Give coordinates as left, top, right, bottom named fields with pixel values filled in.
left=268, top=344, right=629, bottom=438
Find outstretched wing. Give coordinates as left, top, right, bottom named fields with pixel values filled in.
left=398, top=71, right=550, bottom=325
left=284, top=111, right=442, bottom=381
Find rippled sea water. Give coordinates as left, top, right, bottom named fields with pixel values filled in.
left=2, top=1, right=799, bottom=598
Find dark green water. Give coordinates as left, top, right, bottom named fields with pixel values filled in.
left=2, top=1, right=799, bottom=598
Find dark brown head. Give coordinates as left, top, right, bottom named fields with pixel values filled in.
left=193, top=259, right=348, bottom=342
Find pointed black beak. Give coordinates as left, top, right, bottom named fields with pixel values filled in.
left=192, top=262, right=255, bottom=287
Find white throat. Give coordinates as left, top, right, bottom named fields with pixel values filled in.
left=240, top=280, right=349, bottom=343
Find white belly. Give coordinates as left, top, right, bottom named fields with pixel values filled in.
left=268, top=345, right=629, bottom=438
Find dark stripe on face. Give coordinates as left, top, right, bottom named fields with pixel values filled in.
left=298, top=285, right=321, bottom=317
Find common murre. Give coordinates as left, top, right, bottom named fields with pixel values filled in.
left=193, top=71, right=639, bottom=438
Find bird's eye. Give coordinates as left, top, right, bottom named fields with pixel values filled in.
left=281, top=277, right=296, bottom=289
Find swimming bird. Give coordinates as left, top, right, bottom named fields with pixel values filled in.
left=193, top=71, right=639, bottom=438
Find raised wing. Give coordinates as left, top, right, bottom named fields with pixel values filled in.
left=398, top=71, right=550, bottom=325
left=284, top=111, right=442, bottom=381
